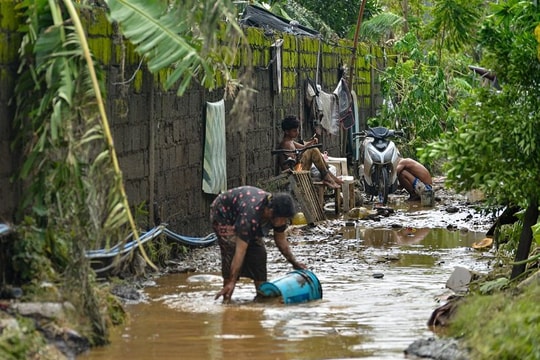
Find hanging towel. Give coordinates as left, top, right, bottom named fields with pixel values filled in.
left=271, top=39, right=283, bottom=94
left=203, top=100, right=227, bottom=194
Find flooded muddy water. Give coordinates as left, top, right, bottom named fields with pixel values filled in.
left=81, top=208, right=494, bottom=360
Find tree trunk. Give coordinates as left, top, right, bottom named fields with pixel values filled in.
left=510, top=198, right=539, bottom=279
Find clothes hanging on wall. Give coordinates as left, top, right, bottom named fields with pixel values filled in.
left=318, top=87, right=340, bottom=135
left=202, top=99, right=227, bottom=194
left=334, top=78, right=354, bottom=129
left=305, top=79, right=340, bottom=135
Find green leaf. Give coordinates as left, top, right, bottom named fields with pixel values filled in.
left=105, top=0, right=246, bottom=95
left=532, top=222, right=540, bottom=245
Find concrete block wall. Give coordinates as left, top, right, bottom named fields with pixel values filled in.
left=0, top=4, right=384, bottom=236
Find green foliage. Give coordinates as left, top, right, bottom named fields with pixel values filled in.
left=12, top=0, right=142, bottom=345
left=422, top=85, right=540, bottom=206
left=478, top=277, right=509, bottom=294
left=264, top=0, right=382, bottom=39
left=427, top=0, right=483, bottom=53
left=497, top=221, right=524, bottom=254
left=448, top=284, right=540, bottom=360
left=421, top=1, right=540, bottom=206
left=105, top=0, right=247, bottom=95
left=104, top=290, right=128, bottom=327
left=359, top=12, right=405, bottom=43
left=143, top=236, right=182, bottom=266
left=374, top=32, right=472, bottom=158
left=479, top=0, right=540, bottom=87
left=14, top=0, right=129, bottom=265
left=533, top=222, right=540, bottom=246
left=0, top=316, right=46, bottom=360
left=11, top=218, right=63, bottom=283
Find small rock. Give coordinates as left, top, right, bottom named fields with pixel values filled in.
left=372, top=273, right=384, bottom=279
left=11, top=302, right=75, bottom=320
left=111, top=285, right=142, bottom=301
left=446, top=266, right=472, bottom=292
left=405, top=337, right=468, bottom=360
left=446, top=206, right=459, bottom=213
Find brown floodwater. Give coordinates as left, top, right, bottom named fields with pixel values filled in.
left=80, top=222, right=493, bottom=360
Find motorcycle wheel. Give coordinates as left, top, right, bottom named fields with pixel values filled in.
left=378, top=168, right=389, bottom=205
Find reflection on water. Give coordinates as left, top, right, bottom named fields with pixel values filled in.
left=80, top=226, right=490, bottom=360
left=346, top=226, right=483, bottom=249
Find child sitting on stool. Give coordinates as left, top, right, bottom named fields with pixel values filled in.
left=277, top=115, right=343, bottom=189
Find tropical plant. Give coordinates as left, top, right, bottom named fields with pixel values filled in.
left=105, top=0, right=256, bottom=133
left=11, top=0, right=250, bottom=345
left=421, top=0, right=540, bottom=279
left=427, top=0, right=483, bottom=56
left=372, top=32, right=473, bottom=158
left=105, top=0, right=248, bottom=96
left=13, top=0, right=132, bottom=344
left=259, top=0, right=382, bottom=39
left=359, top=12, right=405, bottom=44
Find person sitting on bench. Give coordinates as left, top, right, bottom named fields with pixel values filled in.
left=277, top=115, right=343, bottom=189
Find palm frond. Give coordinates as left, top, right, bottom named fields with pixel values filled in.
left=106, top=0, right=247, bottom=95
left=359, top=13, right=405, bottom=43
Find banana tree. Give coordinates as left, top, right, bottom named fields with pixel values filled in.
left=13, top=0, right=250, bottom=344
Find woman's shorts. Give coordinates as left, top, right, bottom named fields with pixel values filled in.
left=213, top=224, right=267, bottom=282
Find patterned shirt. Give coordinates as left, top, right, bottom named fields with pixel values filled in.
left=210, top=186, right=273, bottom=243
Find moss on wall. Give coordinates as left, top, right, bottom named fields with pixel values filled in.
left=0, top=0, right=18, bottom=31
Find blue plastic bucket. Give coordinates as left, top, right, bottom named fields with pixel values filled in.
left=258, top=269, right=323, bottom=304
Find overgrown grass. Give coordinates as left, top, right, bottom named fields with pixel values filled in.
left=0, top=316, right=47, bottom=360
left=448, top=282, right=540, bottom=360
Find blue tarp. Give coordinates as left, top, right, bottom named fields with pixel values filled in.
left=0, top=223, right=12, bottom=237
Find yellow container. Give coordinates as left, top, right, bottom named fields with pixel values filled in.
left=291, top=212, right=307, bottom=225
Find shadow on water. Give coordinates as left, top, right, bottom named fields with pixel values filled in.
left=80, top=225, right=492, bottom=360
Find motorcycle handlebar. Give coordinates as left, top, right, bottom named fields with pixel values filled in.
left=352, top=129, right=405, bottom=138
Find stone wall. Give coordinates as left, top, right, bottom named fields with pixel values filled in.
left=0, top=3, right=383, bottom=236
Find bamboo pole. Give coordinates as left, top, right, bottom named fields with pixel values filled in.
left=348, top=0, right=368, bottom=88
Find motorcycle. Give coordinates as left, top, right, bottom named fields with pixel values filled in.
left=354, top=126, right=404, bottom=205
